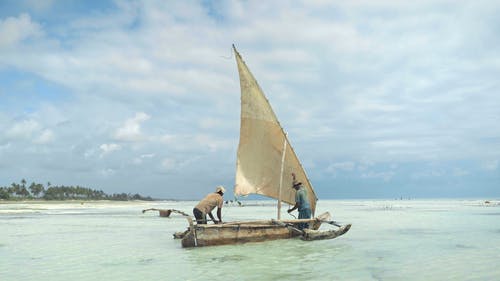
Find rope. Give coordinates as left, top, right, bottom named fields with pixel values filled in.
left=286, top=203, right=297, bottom=219
left=219, top=46, right=233, bottom=60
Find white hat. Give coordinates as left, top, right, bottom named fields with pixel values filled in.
left=215, top=185, right=226, bottom=194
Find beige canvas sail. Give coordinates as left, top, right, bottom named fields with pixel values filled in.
left=233, top=46, right=317, bottom=214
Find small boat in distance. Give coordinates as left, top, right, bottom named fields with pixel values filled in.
left=178, top=45, right=351, bottom=247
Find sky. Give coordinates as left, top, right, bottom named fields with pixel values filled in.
left=0, top=0, right=499, bottom=200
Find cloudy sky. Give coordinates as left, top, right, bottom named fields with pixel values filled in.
left=1, top=0, right=499, bottom=200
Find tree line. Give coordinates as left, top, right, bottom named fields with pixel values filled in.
left=0, top=179, right=154, bottom=201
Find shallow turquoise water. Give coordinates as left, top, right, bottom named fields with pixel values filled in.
left=1, top=199, right=499, bottom=281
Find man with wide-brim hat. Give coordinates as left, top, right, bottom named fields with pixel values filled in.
left=193, top=185, right=225, bottom=224
left=287, top=173, right=311, bottom=230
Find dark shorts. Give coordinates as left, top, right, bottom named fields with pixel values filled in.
left=193, top=208, right=207, bottom=224
left=298, top=208, right=312, bottom=230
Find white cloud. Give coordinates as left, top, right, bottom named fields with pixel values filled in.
left=84, top=148, right=96, bottom=159
left=100, top=168, right=116, bottom=177
left=25, top=0, right=56, bottom=12
left=133, top=153, right=155, bottom=165
left=34, top=129, right=54, bottom=144
left=6, top=119, right=40, bottom=139
left=159, top=134, right=175, bottom=143
left=0, top=13, right=42, bottom=49
left=161, top=158, right=176, bottom=171
left=194, top=134, right=232, bottom=152
left=327, top=161, right=356, bottom=172
left=114, top=112, right=151, bottom=142
left=411, top=169, right=445, bottom=180
left=452, top=167, right=469, bottom=177
left=99, top=143, right=122, bottom=157
left=1, top=1, right=499, bottom=198
left=199, top=118, right=222, bottom=130
left=482, top=160, right=499, bottom=171
left=0, top=143, right=11, bottom=151
left=361, top=171, right=395, bottom=182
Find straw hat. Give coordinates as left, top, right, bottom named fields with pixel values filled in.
left=215, top=185, right=226, bottom=194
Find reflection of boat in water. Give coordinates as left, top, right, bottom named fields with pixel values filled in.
left=178, top=45, right=351, bottom=248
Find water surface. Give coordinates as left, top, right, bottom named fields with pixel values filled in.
left=1, top=199, right=499, bottom=280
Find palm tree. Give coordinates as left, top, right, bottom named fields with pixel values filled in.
left=11, top=183, right=21, bottom=197
left=29, top=182, right=36, bottom=197
left=0, top=187, right=10, bottom=199
left=21, top=179, right=28, bottom=197
left=29, top=183, right=44, bottom=198
left=19, top=186, right=30, bottom=197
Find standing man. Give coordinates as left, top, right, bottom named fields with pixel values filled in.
left=287, top=173, right=311, bottom=230
left=193, top=185, right=225, bottom=224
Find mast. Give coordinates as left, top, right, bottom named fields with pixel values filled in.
left=277, top=136, right=287, bottom=220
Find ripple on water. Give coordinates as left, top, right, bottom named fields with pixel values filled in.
left=398, top=228, right=446, bottom=236
left=478, top=212, right=500, bottom=216
left=210, top=254, right=246, bottom=262
left=454, top=244, right=475, bottom=249
left=138, top=258, right=154, bottom=265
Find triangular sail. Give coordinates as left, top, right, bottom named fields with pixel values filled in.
left=233, top=46, right=317, bottom=215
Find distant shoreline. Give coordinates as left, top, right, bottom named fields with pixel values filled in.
left=0, top=199, right=183, bottom=204
left=1, top=198, right=498, bottom=205
left=1, top=180, right=157, bottom=201
left=0, top=199, right=149, bottom=204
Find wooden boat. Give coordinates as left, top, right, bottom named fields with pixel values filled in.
left=142, top=208, right=189, bottom=217
left=178, top=45, right=351, bottom=247
left=180, top=212, right=351, bottom=247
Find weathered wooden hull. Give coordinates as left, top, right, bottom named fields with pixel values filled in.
left=180, top=218, right=351, bottom=248
left=181, top=223, right=300, bottom=247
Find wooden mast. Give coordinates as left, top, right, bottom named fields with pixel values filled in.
left=277, top=136, right=287, bottom=220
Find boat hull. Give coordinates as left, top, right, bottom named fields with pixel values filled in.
left=180, top=220, right=350, bottom=247
left=181, top=223, right=299, bottom=247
